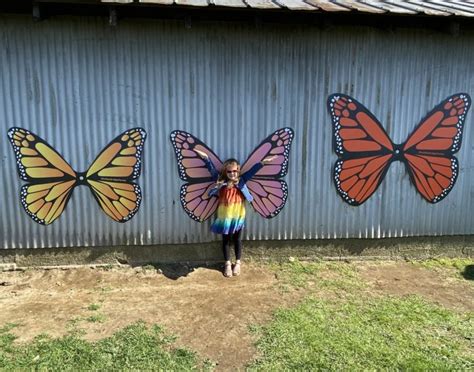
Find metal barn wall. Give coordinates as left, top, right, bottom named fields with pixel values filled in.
left=0, top=15, right=473, bottom=248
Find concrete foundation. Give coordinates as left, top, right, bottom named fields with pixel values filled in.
left=1, top=236, right=473, bottom=270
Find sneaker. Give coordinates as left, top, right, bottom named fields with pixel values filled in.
left=224, top=262, right=232, bottom=277
left=232, top=262, right=241, bottom=276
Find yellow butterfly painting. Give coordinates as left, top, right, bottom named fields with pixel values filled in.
left=7, top=127, right=147, bottom=225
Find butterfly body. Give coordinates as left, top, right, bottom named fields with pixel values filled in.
left=328, top=93, right=470, bottom=206
left=170, top=128, right=294, bottom=222
left=7, top=127, right=147, bottom=225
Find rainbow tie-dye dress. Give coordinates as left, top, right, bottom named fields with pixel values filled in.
left=210, top=186, right=246, bottom=235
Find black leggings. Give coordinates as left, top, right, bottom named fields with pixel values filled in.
left=222, top=230, right=242, bottom=261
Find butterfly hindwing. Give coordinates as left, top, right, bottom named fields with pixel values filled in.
left=20, top=181, right=76, bottom=225
left=333, top=155, right=393, bottom=206
left=402, top=93, right=471, bottom=203
left=327, top=94, right=395, bottom=205
left=86, top=128, right=146, bottom=222
left=246, top=179, right=288, bottom=218
left=87, top=180, right=142, bottom=222
left=180, top=182, right=219, bottom=222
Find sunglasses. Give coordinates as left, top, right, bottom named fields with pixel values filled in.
left=226, top=170, right=239, bottom=174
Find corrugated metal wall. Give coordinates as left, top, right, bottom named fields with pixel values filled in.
left=1, top=15, right=473, bottom=248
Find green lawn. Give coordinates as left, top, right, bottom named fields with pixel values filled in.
left=0, top=322, right=208, bottom=370
left=248, top=260, right=473, bottom=370
left=249, top=295, right=472, bottom=370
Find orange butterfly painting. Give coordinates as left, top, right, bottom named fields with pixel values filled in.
left=327, top=93, right=471, bottom=206
left=7, top=127, right=147, bottom=225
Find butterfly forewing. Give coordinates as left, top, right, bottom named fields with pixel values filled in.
left=241, top=128, right=294, bottom=178
left=86, top=128, right=146, bottom=181
left=8, top=127, right=76, bottom=182
left=403, top=94, right=470, bottom=154
left=328, top=94, right=394, bottom=157
left=170, top=130, right=223, bottom=182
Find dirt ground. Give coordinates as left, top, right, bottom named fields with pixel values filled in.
left=0, top=261, right=473, bottom=370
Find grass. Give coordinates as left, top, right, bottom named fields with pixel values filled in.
left=249, top=259, right=474, bottom=370
left=0, top=322, right=206, bottom=370
left=85, top=314, right=106, bottom=323
left=249, top=295, right=473, bottom=370
left=410, top=258, right=474, bottom=280
left=272, top=260, right=365, bottom=293
left=87, top=303, right=101, bottom=311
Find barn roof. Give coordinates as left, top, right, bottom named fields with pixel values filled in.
left=101, top=0, right=474, bottom=17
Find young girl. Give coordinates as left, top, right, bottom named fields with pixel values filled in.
left=195, top=150, right=276, bottom=277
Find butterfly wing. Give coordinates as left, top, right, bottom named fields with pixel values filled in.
left=85, top=128, right=147, bottom=222
left=241, top=128, right=294, bottom=218
left=170, top=130, right=223, bottom=181
left=328, top=94, right=396, bottom=206
left=170, top=130, right=224, bottom=221
left=7, top=127, right=77, bottom=225
left=180, top=182, right=220, bottom=222
left=402, top=93, right=471, bottom=203
left=246, top=179, right=288, bottom=219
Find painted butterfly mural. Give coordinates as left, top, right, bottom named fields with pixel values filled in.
left=170, top=128, right=294, bottom=221
left=327, top=93, right=471, bottom=206
left=7, top=127, right=147, bottom=225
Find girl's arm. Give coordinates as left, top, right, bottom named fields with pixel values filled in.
left=240, top=155, right=278, bottom=183
left=195, top=150, right=219, bottom=181
left=195, top=150, right=223, bottom=198
left=208, top=180, right=225, bottom=197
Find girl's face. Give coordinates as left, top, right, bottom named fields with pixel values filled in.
left=225, top=163, right=240, bottom=182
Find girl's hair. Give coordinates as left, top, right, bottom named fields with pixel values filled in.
left=218, top=158, right=240, bottom=182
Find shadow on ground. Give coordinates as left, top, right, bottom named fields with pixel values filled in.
left=462, top=264, right=474, bottom=280
left=132, top=263, right=224, bottom=280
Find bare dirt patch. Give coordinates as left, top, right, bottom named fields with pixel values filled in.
left=0, top=263, right=300, bottom=370
left=0, top=260, right=472, bottom=370
left=358, top=261, right=474, bottom=312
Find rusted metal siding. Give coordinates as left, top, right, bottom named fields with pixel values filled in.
left=0, top=16, right=473, bottom=248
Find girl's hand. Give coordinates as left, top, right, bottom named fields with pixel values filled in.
left=195, top=150, right=209, bottom=159
left=262, top=155, right=277, bottom=164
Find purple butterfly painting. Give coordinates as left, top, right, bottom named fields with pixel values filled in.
left=170, top=128, right=295, bottom=221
